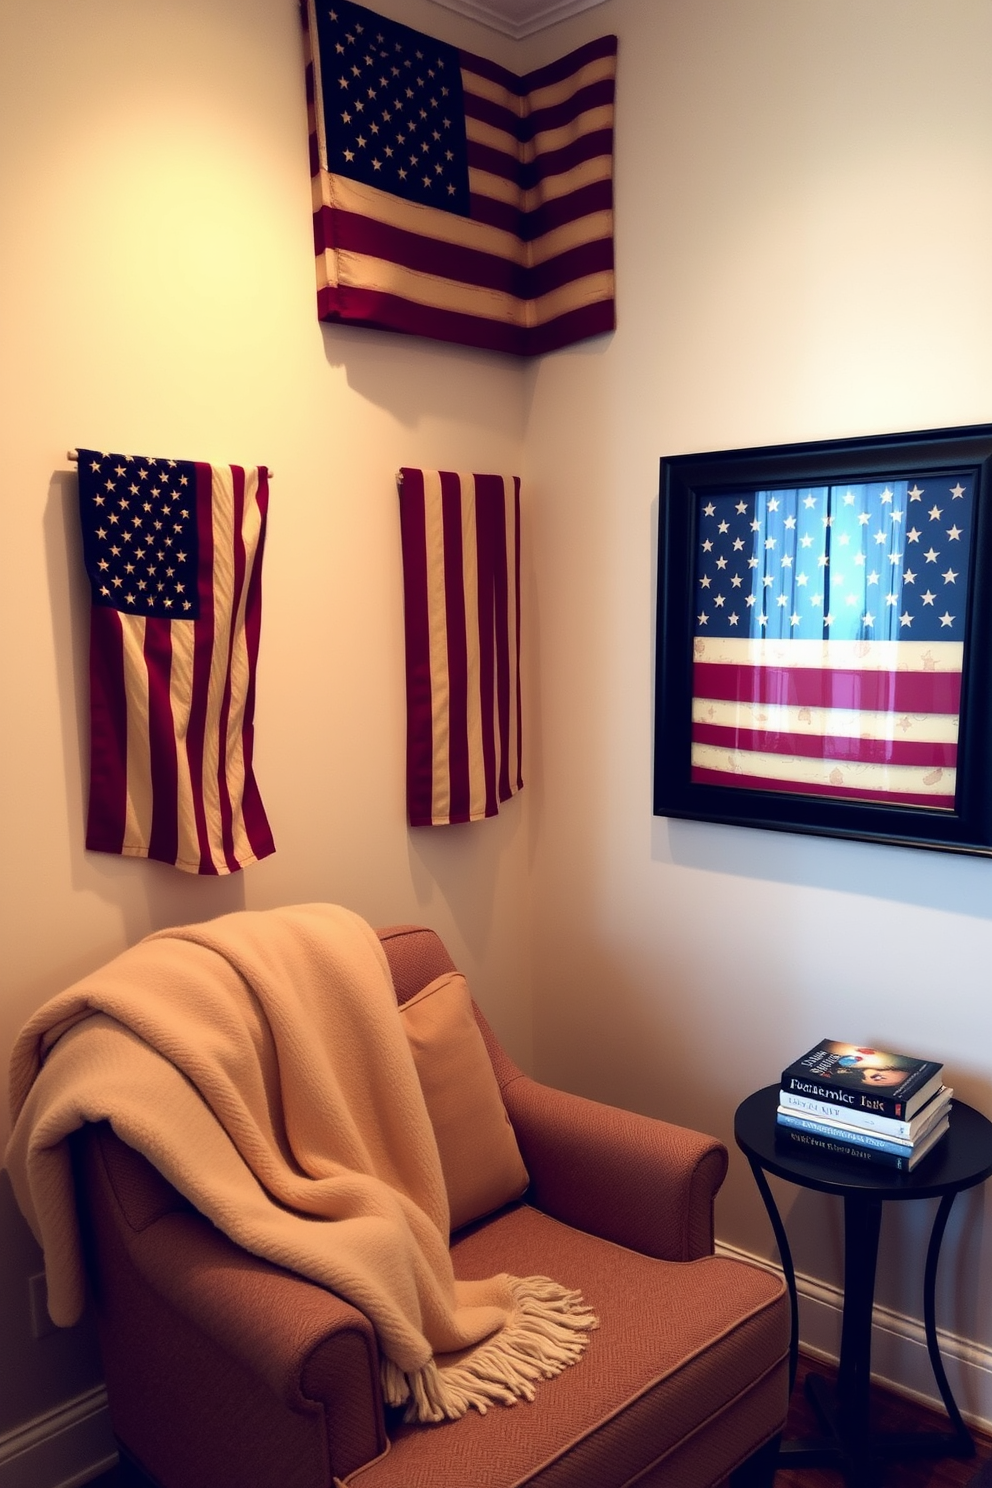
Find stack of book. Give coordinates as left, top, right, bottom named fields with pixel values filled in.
left=777, top=1040, right=951, bottom=1172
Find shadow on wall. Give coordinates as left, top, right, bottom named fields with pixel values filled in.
left=405, top=794, right=524, bottom=961
left=767, top=1141, right=990, bottom=1397
left=652, top=814, right=992, bottom=923
left=44, top=471, right=249, bottom=951
left=320, top=320, right=527, bottom=432
left=0, top=1171, right=104, bottom=1438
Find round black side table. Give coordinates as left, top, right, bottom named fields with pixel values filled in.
left=735, top=1085, right=992, bottom=1487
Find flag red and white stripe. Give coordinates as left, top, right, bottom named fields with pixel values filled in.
left=398, top=469, right=521, bottom=826
left=304, top=0, right=616, bottom=357
left=691, top=637, right=961, bottom=809
left=79, top=451, right=275, bottom=874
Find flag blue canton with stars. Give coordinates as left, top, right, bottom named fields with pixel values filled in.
left=692, top=474, right=975, bottom=645
left=78, top=451, right=200, bottom=620
left=314, top=0, right=471, bottom=217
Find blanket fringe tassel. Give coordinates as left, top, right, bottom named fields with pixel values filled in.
left=381, top=1275, right=599, bottom=1424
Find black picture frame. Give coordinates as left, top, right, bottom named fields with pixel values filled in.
left=654, top=424, right=992, bottom=855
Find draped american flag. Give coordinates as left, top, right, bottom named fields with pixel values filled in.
left=691, top=474, right=975, bottom=808
left=303, top=0, right=616, bottom=356
left=77, top=449, right=275, bottom=875
left=398, top=469, right=521, bottom=826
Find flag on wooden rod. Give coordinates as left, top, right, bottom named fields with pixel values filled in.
left=77, top=449, right=275, bottom=875
left=303, top=0, right=617, bottom=356
left=398, top=469, right=522, bottom=826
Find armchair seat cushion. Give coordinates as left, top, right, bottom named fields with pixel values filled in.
left=344, top=1204, right=788, bottom=1488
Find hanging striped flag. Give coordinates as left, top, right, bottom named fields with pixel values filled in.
left=690, top=474, right=975, bottom=809
left=398, top=469, right=521, bottom=826
left=77, top=449, right=275, bottom=875
left=303, top=0, right=616, bottom=357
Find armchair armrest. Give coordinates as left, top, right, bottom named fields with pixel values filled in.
left=78, top=1127, right=386, bottom=1487
left=135, top=1211, right=385, bottom=1422
left=501, top=1075, right=728, bottom=1261
left=470, top=1001, right=727, bottom=1261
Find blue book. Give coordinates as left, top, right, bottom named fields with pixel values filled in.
left=777, top=1109, right=915, bottom=1156
left=776, top=1116, right=950, bottom=1172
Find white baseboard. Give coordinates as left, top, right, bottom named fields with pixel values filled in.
left=0, top=1387, right=116, bottom=1488
left=717, top=1238, right=992, bottom=1433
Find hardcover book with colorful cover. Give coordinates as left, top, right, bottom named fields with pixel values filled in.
left=780, top=1040, right=943, bottom=1120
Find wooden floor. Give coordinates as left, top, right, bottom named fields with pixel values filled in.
left=773, top=1355, right=992, bottom=1487
left=84, top=1355, right=992, bottom=1487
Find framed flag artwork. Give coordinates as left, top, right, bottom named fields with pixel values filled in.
left=653, top=424, right=992, bottom=855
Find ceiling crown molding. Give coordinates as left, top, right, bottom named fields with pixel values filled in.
left=426, top=0, right=609, bottom=40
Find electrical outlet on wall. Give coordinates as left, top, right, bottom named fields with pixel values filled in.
left=29, top=1271, right=56, bottom=1338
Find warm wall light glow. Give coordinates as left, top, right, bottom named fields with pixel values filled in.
left=54, top=113, right=297, bottom=374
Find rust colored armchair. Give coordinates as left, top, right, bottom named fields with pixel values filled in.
left=72, top=926, right=788, bottom=1488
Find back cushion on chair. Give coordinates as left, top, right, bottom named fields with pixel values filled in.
left=400, top=972, right=529, bottom=1231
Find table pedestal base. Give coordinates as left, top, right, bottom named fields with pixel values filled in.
left=747, top=1165, right=976, bottom=1486
left=735, top=1091, right=992, bottom=1488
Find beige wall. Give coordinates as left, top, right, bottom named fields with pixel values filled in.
left=0, top=0, right=533, bottom=1442
left=520, top=0, right=992, bottom=1412
left=5, top=0, right=992, bottom=1462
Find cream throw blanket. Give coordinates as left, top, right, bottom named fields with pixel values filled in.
left=4, top=904, right=595, bottom=1422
